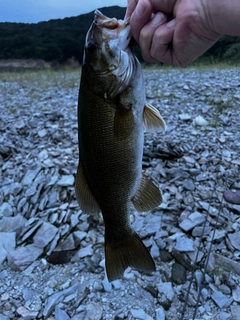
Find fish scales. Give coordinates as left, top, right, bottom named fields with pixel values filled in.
left=75, top=10, right=166, bottom=281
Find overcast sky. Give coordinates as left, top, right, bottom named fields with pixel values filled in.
left=0, top=0, right=127, bottom=23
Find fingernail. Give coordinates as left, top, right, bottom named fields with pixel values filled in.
left=150, top=12, right=165, bottom=26
left=136, top=2, right=146, bottom=17
left=167, top=19, right=176, bottom=28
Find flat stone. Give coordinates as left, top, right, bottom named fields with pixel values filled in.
left=76, top=244, right=93, bottom=258
left=175, top=237, right=194, bottom=252
left=143, top=214, right=162, bottom=236
left=231, top=306, right=240, bottom=320
left=33, top=222, right=58, bottom=248
left=57, top=175, right=74, bottom=186
left=179, top=211, right=205, bottom=231
left=130, top=308, right=151, bottom=320
left=21, top=167, right=42, bottom=185
left=16, top=306, right=38, bottom=319
left=157, top=282, right=175, bottom=301
left=219, top=312, right=231, bottom=320
left=211, top=291, right=233, bottom=308
left=0, top=232, right=15, bottom=256
left=7, top=244, right=43, bottom=271
left=228, top=231, right=240, bottom=250
left=150, top=240, right=160, bottom=258
left=208, top=229, right=226, bottom=242
left=0, top=244, right=7, bottom=264
left=0, top=214, right=27, bottom=233
left=192, top=226, right=212, bottom=237
left=199, top=201, right=219, bottom=216
left=43, top=284, right=78, bottom=317
left=207, top=253, right=240, bottom=275
left=1, top=182, right=22, bottom=196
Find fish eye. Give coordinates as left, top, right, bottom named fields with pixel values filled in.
left=86, top=41, right=97, bottom=53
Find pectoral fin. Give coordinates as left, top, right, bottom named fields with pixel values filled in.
left=132, top=173, right=162, bottom=212
left=143, top=102, right=166, bottom=132
left=75, top=163, right=100, bottom=214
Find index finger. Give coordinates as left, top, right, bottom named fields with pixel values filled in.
left=125, top=0, right=138, bottom=18
left=130, top=0, right=153, bottom=43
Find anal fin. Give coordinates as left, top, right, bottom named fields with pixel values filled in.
left=143, top=102, right=166, bottom=132
left=105, top=231, right=155, bottom=282
left=132, top=173, right=162, bottom=212
left=75, top=163, right=100, bottom=214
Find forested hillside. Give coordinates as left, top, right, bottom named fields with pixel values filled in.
left=0, top=5, right=239, bottom=65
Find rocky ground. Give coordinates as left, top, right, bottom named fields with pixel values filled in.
left=0, top=67, right=240, bottom=320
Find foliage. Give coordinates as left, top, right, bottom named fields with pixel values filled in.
left=0, top=6, right=239, bottom=64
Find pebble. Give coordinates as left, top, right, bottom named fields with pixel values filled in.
left=55, top=306, right=70, bottom=320
left=171, top=262, right=187, bottom=284
left=76, top=244, right=93, bottom=258
left=193, top=115, right=208, bottom=126
left=0, top=202, right=13, bottom=217
left=179, top=113, right=191, bottom=121
left=85, top=302, right=103, bottom=320
left=155, top=306, right=165, bottom=320
left=183, top=179, right=195, bottom=191
left=232, top=286, right=240, bottom=303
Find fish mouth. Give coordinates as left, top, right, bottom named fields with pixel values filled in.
left=92, top=9, right=131, bottom=51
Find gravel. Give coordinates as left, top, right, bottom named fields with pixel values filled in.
left=0, top=67, right=240, bottom=319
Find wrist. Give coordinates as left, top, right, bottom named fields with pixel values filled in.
left=204, top=0, right=240, bottom=36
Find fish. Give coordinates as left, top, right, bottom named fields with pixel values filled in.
left=75, top=9, right=166, bottom=282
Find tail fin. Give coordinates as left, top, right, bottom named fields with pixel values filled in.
left=105, top=232, right=156, bottom=282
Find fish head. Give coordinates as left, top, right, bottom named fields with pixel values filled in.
left=83, top=10, right=135, bottom=98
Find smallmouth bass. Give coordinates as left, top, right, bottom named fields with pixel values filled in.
left=75, top=10, right=166, bottom=281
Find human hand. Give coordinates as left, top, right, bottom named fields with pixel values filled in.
left=126, top=0, right=222, bottom=67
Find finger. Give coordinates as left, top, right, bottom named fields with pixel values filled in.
left=150, top=0, right=177, bottom=15
left=125, top=0, right=138, bottom=18
left=138, top=12, right=168, bottom=62
left=130, top=0, right=153, bottom=43
left=149, top=19, right=176, bottom=65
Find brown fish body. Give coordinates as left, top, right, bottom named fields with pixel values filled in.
left=75, top=10, right=165, bottom=281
